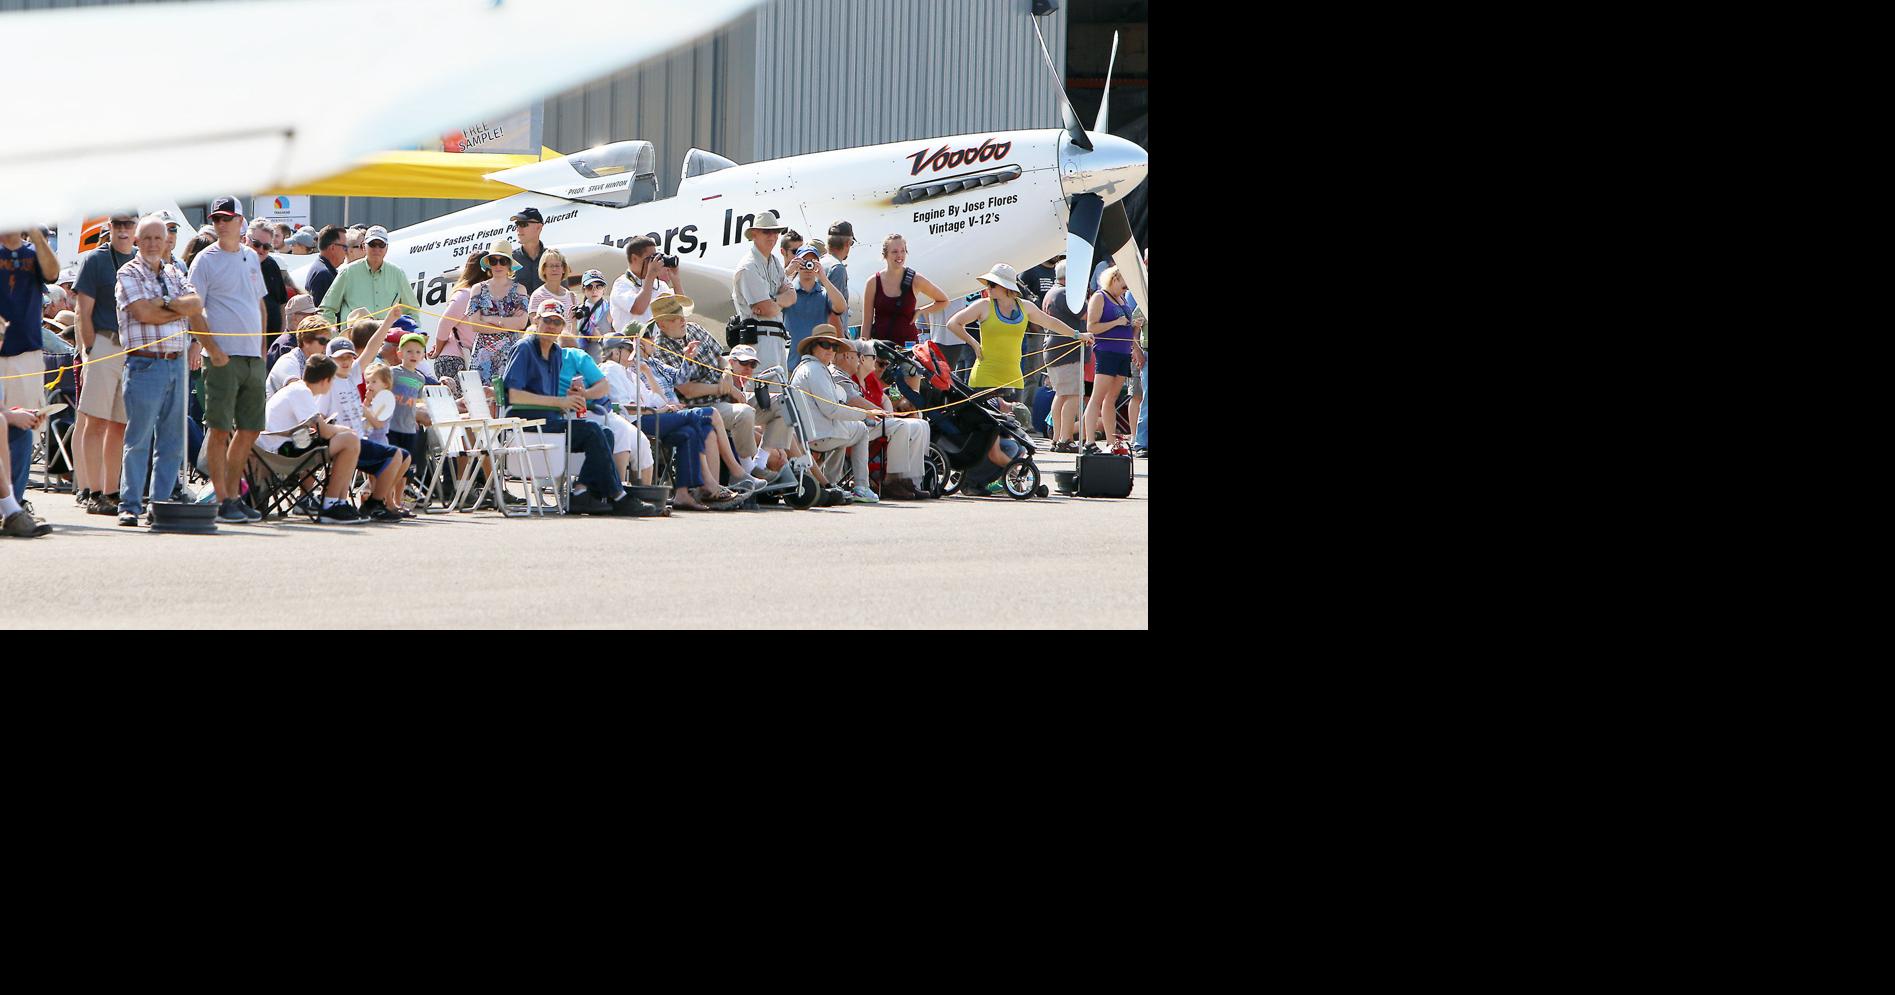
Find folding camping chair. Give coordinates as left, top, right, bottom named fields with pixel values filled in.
left=243, top=431, right=330, bottom=521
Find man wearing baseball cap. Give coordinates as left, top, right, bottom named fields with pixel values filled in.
left=823, top=220, right=856, bottom=331
left=318, top=224, right=417, bottom=326
left=1, top=219, right=59, bottom=507
left=71, top=209, right=140, bottom=514
left=501, top=297, right=642, bottom=515
left=510, top=207, right=548, bottom=295
left=189, top=195, right=279, bottom=523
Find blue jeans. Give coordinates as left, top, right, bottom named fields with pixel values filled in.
left=1134, top=358, right=1148, bottom=448
left=6, top=421, right=27, bottom=500
left=637, top=410, right=712, bottom=489
left=119, top=356, right=188, bottom=514
left=565, top=418, right=623, bottom=500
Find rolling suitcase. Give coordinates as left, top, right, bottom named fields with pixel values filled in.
left=1075, top=452, right=1133, bottom=498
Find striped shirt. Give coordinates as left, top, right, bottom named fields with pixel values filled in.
left=115, top=255, right=195, bottom=354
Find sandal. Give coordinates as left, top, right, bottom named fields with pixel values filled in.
left=673, top=495, right=710, bottom=511
left=701, top=487, right=741, bottom=504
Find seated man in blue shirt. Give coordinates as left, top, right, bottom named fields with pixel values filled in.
left=502, top=300, right=640, bottom=515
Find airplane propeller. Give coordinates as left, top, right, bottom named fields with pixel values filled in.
left=1032, top=18, right=1147, bottom=315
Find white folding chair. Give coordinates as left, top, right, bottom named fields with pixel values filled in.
left=459, top=371, right=568, bottom=516
left=422, top=387, right=488, bottom=512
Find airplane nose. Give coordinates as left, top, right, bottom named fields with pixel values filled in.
left=1060, top=132, right=1148, bottom=203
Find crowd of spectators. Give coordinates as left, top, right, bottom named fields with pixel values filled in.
left=2, top=199, right=1145, bottom=539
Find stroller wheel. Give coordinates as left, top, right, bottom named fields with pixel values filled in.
left=786, top=471, right=821, bottom=510
left=1003, top=459, right=1040, bottom=500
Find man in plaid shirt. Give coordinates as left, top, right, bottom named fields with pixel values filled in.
left=112, top=215, right=204, bottom=525
left=650, top=293, right=759, bottom=465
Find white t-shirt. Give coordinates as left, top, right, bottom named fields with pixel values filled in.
left=259, top=380, right=319, bottom=453
left=601, top=359, right=665, bottom=410
left=319, top=375, right=368, bottom=436
left=266, top=350, right=307, bottom=398
left=609, top=272, right=671, bottom=333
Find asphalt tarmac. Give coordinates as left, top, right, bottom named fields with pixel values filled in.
left=3, top=449, right=1147, bottom=629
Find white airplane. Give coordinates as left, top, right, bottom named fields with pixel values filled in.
left=0, top=0, right=758, bottom=230
left=273, top=22, right=1148, bottom=328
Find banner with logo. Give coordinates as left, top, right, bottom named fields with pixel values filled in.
left=440, top=105, right=543, bottom=155
left=253, top=195, right=311, bottom=228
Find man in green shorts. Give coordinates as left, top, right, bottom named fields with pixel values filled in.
left=189, top=196, right=272, bottom=524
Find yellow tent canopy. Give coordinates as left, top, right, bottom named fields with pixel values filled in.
left=268, top=147, right=563, bottom=200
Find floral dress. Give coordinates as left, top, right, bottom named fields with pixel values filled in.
left=465, top=281, right=529, bottom=387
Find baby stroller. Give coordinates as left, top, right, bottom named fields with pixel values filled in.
left=874, top=340, right=1048, bottom=500
left=740, top=362, right=830, bottom=510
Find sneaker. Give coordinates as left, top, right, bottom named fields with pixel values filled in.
left=216, top=499, right=249, bottom=524
left=117, top=511, right=141, bottom=528
left=317, top=503, right=362, bottom=524
left=75, top=488, right=93, bottom=506
left=366, top=501, right=404, bottom=523
left=851, top=484, right=881, bottom=504
left=20, top=499, right=33, bottom=517
left=1132, top=447, right=1149, bottom=459
left=568, top=493, right=613, bottom=515
left=88, top=491, right=118, bottom=515
left=984, top=479, right=1005, bottom=496
left=239, top=501, right=263, bottom=522
left=3, top=510, right=50, bottom=538
left=609, top=491, right=646, bottom=516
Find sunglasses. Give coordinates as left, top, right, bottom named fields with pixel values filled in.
left=109, top=220, right=137, bottom=229
left=249, top=238, right=272, bottom=249
left=733, top=359, right=758, bottom=367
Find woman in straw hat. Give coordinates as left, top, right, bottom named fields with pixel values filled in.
left=946, top=262, right=1090, bottom=406
left=452, top=238, right=531, bottom=388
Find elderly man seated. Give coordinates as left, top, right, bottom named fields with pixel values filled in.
left=501, top=299, right=642, bottom=515
left=790, top=330, right=883, bottom=504
left=831, top=337, right=931, bottom=500
left=647, top=292, right=762, bottom=475
left=617, top=331, right=745, bottom=511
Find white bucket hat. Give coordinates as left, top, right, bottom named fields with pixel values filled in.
left=975, top=263, right=1022, bottom=294
left=744, top=210, right=789, bottom=236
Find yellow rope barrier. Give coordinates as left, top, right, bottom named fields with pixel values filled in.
left=3, top=305, right=399, bottom=382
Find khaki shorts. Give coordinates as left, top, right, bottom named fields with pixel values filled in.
left=1, top=351, right=42, bottom=410
left=79, top=340, right=129, bottom=422
left=1047, top=362, right=1082, bottom=397
left=203, top=354, right=268, bottom=431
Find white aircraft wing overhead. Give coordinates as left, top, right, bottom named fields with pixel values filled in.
left=0, top=0, right=758, bottom=229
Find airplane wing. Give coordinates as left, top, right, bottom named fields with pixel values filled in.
left=0, top=0, right=758, bottom=229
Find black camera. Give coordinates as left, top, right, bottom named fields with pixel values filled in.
left=725, top=315, right=760, bottom=348
left=658, top=253, right=680, bottom=269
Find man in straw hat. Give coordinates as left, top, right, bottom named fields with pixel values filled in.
left=730, top=209, right=799, bottom=385
left=789, top=328, right=882, bottom=504
left=649, top=291, right=760, bottom=468
left=318, top=225, right=417, bottom=325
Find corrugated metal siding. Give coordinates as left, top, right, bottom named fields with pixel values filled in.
left=6, top=0, right=1080, bottom=233
left=745, top=0, right=1066, bottom=161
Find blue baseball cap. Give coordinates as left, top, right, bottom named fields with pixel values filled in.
left=391, top=315, right=419, bottom=333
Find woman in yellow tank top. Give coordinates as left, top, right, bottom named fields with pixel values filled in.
left=946, top=263, right=1091, bottom=400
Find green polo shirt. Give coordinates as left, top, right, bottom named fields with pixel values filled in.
left=318, top=257, right=419, bottom=324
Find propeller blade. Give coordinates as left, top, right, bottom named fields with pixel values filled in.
left=1032, top=15, right=1091, bottom=152
left=1064, top=192, right=1103, bottom=312
left=1094, top=31, right=1119, bottom=134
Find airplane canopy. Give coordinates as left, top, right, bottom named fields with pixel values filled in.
left=681, top=148, right=740, bottom=183
left=485, top=140, right=659, bottom=207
